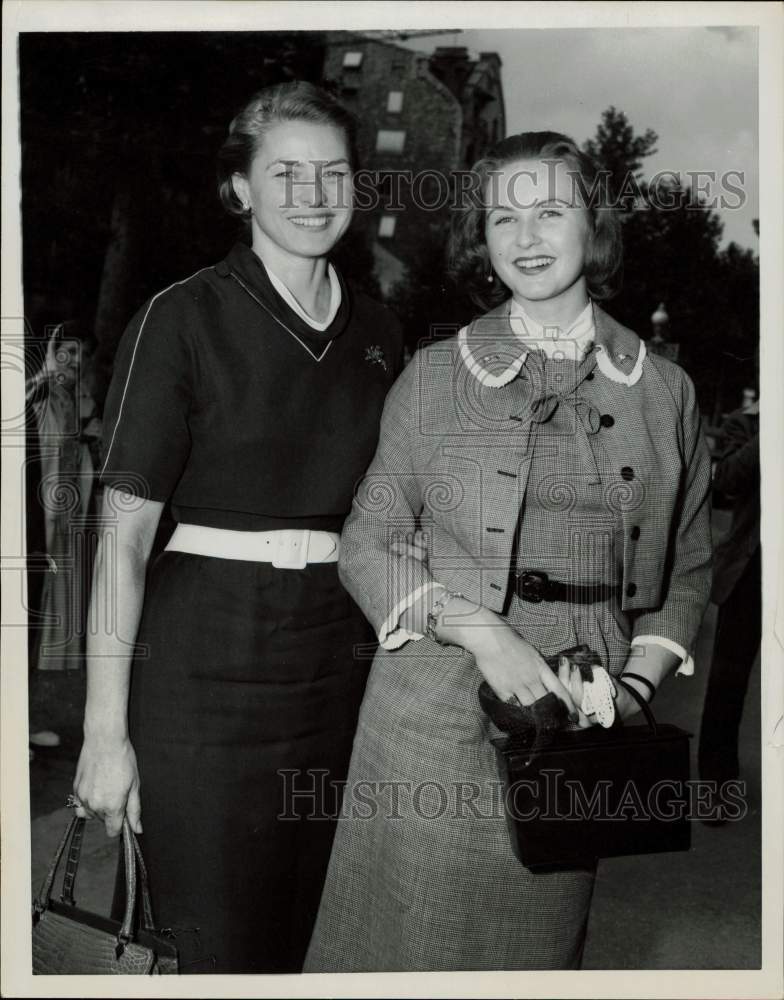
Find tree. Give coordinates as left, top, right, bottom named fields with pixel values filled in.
left=583, top=106, right=658, bottom=211
left=387, top=218, right=474, bottom=357
left=20, top=32, right=331, bottom=398
left=583, top=107, right=758, bottom=420
left=711, top=238, right=759, bottom=419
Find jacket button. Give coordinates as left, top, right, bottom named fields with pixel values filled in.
left=621, top=466, right=634, bottom=481
left=630, top=526, right=640, bottom=540
left=600, top=414, right=615, bottom=428
left=585, top=371, right=595, bottom=381
left=626, top=583, right=637, bottom=597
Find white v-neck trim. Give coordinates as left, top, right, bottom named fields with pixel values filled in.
left=228, top=272, right=335, bottom=363
left=264, top=262, right=341, bottom=331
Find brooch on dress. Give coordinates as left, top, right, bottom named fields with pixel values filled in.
left=365, top=345, right=388, bottom=371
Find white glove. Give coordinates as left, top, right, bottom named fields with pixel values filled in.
left=581, top=666, right=617, bottom=728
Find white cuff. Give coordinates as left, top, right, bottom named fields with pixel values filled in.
left=378, top=582, right=442, bottom=650
left=631, top=634, right=694, bottom=676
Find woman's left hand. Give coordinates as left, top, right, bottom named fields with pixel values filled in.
left=612, top=681, right=647, bottom=722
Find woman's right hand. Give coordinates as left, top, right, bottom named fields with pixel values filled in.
left=472, top=626, right=578, bottom=715
left=73, top=737, right=142, bottom=838
left=427, top=592, right=577, bottom=714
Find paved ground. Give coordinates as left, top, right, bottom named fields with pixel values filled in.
left=28, top=512, right=762, bottom=970
left=583, top=602, right=761, bottom=969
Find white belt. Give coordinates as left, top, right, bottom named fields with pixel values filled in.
left=165, top=524, right=340, bottom=569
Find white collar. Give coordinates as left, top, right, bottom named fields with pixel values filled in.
left=509, top=299, right=595, bottom=360
left=458, top=300, right=646, bottom=388
left=264, top=262, right=341, bottom=331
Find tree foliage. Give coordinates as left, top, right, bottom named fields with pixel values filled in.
left=387, top=217, right=473, bottom=356
left=19, top=32, right=354, bottom=398
left=20, top=35, right=758, bottom=420
left=582, top=109, right=758, bottom=419
left=583, top=106, right=658, bottom=210
left=389, top=103, right=758, bottom=408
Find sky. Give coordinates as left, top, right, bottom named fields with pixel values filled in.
left=403, top=26, right=759, bottom=250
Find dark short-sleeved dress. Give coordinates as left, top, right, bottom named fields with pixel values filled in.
left=100, top=241, right=403, bottom=973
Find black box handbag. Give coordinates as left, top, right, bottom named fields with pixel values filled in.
left=480, top=678, right=692, bottom=870
left=32, top=816, right=178, bottom=975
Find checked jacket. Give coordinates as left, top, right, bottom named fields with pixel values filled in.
left=338, top=301, right=713, bottom=667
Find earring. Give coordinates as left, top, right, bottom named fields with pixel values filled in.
left=487, top=271, right=495, bottom=284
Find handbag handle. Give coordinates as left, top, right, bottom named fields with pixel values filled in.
left=33, top=816, right=157, bottom=952
left=33, top=814, right=80, bottom=918
left=130, top=827, right=156, bottom=932
left=615, top=676, right=658, bottom=734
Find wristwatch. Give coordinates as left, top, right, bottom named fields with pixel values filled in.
left=425, top=590, right=464, bottom=645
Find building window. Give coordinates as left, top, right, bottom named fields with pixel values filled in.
left=376, top=129, right=406, bottom=154
left=342, top=51, right=363, bottom=68
left=387, top=91, right=404, bottom=113
left=378, top=215, right=397, bottom=238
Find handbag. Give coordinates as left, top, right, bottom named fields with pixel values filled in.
left=32, top=816, right=178, bottom=975
left=479, top=663, right=692, bottom=870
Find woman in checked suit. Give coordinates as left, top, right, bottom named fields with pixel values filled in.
left=305, top=132, right=713, bottom=971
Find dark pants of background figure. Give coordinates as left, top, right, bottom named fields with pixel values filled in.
left=698, top=547, right=761, bottom=785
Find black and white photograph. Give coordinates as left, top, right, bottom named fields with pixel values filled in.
left=2, top=1, right=782, bottom=996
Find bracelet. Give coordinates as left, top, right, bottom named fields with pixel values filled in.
left=425, top=589, right=465, bottom=646
left=619, top=671, right=656, bottom=703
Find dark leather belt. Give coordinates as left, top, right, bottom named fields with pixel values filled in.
left=514, top=570, right=619, bottom=604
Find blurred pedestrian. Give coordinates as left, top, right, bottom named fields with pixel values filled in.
left=698, top=393, right=760, bottom=794
left=740, top=386, right=758, bottom=414
left=26, top=325, right=95, bottom=672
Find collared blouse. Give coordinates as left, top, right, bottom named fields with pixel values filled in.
left=338, top=300, right=713, bottom=673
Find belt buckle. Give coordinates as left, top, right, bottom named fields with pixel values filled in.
left=272, top=529, right=310, bottom=570
left=517, top=570, right=549, bottom=603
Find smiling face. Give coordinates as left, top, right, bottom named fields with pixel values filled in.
left=484, top=157, right=594, bottom=325
left=232, top=120, right=353, bottom=269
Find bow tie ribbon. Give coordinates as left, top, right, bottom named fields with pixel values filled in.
left=518, top=351, right=603, bottom=483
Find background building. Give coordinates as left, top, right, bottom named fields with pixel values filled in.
left=323, top=35, right=505, bottom=296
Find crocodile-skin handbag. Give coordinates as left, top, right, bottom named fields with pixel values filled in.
left=32, top=816, right=178, bottom=975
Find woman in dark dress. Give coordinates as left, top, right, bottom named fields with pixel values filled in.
left=72, top=82, right=403, bottom=973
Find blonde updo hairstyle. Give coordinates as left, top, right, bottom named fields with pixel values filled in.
left=217, top=80, right=359, bottom=218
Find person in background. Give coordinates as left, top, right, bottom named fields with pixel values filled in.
left=25, top=330, right=65, bottom=754
left=698, top=390, right=760, bottom=806
left=740, top=386, right=758, bottom=414
left=27, top=326, right=100, bottom=751
left=71, top=82, right=403, bottom=973
left=26, top=326, right=93, bottom=674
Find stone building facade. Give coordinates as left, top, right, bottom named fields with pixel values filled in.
left=322, top=35, right=505, bottom=296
